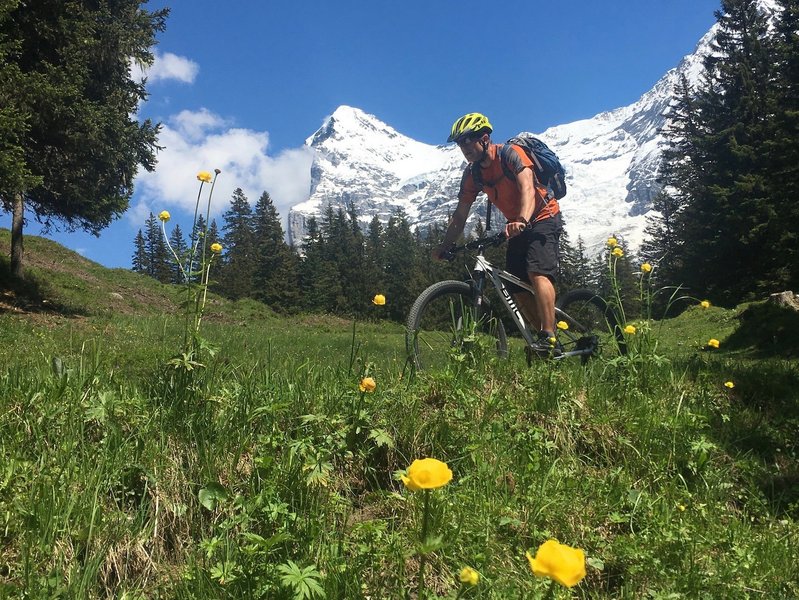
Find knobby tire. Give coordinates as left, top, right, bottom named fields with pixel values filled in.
left=406, top=280, right=508, bottom=371
left=555, top=288, right=627, bottom=357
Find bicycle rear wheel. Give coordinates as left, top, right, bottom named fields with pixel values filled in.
left=555, top=289, right=627, bottom=359
left=406, top=280, right=508, bottom=371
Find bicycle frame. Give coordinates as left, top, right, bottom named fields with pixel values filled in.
left=466, top=241, right=596, bottom=359
left=471, top=253, right=538, bottom=347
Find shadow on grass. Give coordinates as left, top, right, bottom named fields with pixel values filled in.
left=724, top=302, right=799, bottom=358
left=712, top=359, right=799, bottom=518
left=0, top=255, right=87, bottom=316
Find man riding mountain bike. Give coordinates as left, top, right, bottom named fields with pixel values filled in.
left=432, top=112, right=564, bottom=356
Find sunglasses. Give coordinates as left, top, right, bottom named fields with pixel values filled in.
left=456, top=135, right=480, bottom=148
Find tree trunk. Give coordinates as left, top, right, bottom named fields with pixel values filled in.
left=11, top=192, right=24, bottom=279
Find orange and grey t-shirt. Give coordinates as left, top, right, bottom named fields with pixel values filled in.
left=457, top=143, right=560, bottom=223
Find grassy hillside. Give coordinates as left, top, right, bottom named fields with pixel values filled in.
left=1, top=230, right=797, bottom=599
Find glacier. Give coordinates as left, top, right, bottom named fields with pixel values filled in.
left=287, top=1, right=779, bottom=256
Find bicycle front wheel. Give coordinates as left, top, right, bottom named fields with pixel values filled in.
left=406, top=280, right=508, bottom=371
left=556, top=289, right=627, bottom=358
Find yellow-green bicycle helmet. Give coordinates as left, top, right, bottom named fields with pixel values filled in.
left=447, top=112, right=493, bottom=143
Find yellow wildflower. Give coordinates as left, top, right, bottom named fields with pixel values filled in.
left=459, top=567, right=479, bottom=586
left=677, top=504, right=686, bottom=512
left=606, top=237, right=618, bottom=247
left=526, top=540, right=586, bottom=589
left=707, top=338, right=720, bottom=349
left=372, top=294, right=386, bottom=306
left=158, top=210, right=171, bottom=222
left=197, top=171, right=213, bottom=183
left=724, top=381, right=735, bottom=389
left=556, top=321, right=569, bottom=331
left=624, top=325, right=636, bottom=335
left=612, top=247, right=624, bottom=258
left=400, top=458, right=452, bottom=491
left=210, top=243, right=223, bottom=254
left=641, top=262, right=652, bottom=273
left=700, top=300, right=711, bottom=309
left=358, top=376, right=376, bottom=393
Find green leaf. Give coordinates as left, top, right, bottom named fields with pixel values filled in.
left=587, top=557, right=605, bottom=570
left=278, top=561, right=326, bottom=600
left=305, top=461, right=332, bottom=488
left=368, top=427, right=395, bottom=448
left=198, top=482, right=230, bottom=511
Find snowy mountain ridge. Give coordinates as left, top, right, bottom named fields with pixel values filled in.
left=287, top=1, right=780, bottom=255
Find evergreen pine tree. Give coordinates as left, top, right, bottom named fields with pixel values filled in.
left=252, top=191, right=300, bottom=312
left=558, top=228, right=593, bottom=294
left=672, top=0, right=776, bottom=303
left=766, top=0, right=799, bottom=290
left=652, top=74, right=707, bottom=296
left=415, top=221, right=462, bottom=286
left=0, top=2, right=168, bottom=278
left=364, top=215, right=387, bottom=299
left=640, top=189, right=684, bottom=285
left=167, top=223, right=188, bottom=283
left=344, top=202, right=369, bottom=313
left=131, top=229, right=147, bottom=274
left=382, top=209, right=421, bottom=321
left=143, top=212, right=170, bottom=283
left=596, top=236, right=641, bottom=319
left=207, top=219, right=221, bottom=248
left=299, top=215, right=342, bottom=312
left=219, top=188, right=256, bottom=299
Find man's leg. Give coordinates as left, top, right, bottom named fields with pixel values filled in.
left=512, top=291, right=540, bottom=331
left=529, top=272, right=556, bottom=335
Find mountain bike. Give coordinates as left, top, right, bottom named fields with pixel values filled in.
left=406, top=231, right=626, bottom=370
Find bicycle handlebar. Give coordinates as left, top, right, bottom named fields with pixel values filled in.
left=442, top=231, right=506, bottom=261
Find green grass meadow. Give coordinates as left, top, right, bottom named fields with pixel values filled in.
left=1, top=232, right=798, bottom=599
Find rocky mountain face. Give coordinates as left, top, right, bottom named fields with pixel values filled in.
left=287, top=2, right=777, bottom=255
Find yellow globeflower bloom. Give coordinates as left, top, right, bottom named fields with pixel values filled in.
left=526, top=540, right=586, bottom=589
left=700, top=300, right=711, bottom=308
left=197, top=171, right=213, bottom=183
left=358, top=376, right=376, bottom=393
left=612, top=247, right=624, bottom=258
left=641, top=262, right=652, bottom=273
left=606, top=237, right=618, bottom=247
left=158, top=210, right=171, bottom=222
left=372, top=294, right=386, bottom=306
left=724, top=381, right=735, bottom=389
left=624, top=325, right=636, bottom=334
left=556, top=321, right=569, bottom=331
left=400, top=458, right=452, bottom=491
left=210, top=243, right=223, bottom=254
left=459, top=567, right=480, bottom=586
left=707, top=338, right=720, bottom=349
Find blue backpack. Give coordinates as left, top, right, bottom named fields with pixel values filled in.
left=471, top=132, right=567, bottom=200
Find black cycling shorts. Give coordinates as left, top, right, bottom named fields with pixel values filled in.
left=505, top=213, right=562, bottom=293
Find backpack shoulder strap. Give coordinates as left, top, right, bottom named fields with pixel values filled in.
left=498, top=144, right=517, bottom=180
left=470, top=161, right=483, bottom=188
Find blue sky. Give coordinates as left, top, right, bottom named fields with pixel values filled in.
left=21, top=0, right=721, bottom=268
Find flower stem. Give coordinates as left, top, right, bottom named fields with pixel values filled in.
left=161, top=221, right=188, bottom=283
left=188, top=181, right=205, bottom=278
left=195, top=254, right=216, bottom=334
left=417, top=489, right=431, bottom=599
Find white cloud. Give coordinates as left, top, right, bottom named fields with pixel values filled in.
left=130, top=51, right=199, bottom=85
left=133, top=108, right=314, bottom=232
left=172, top=108, right=229, bottom=142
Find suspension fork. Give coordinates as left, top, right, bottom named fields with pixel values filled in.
left=470, top=270, right=487, bottom=310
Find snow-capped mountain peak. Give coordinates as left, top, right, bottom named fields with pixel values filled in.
left=288, top=3, right=778, bottom=255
